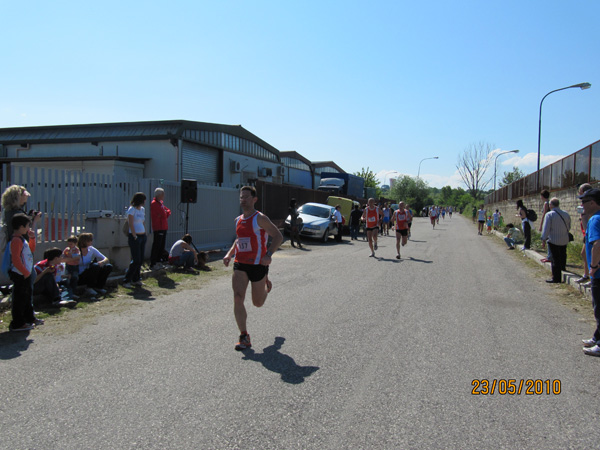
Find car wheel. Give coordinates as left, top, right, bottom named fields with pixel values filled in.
left=321, top=230, right=329, bottom=243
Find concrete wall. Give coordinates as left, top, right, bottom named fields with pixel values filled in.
left=485, top=183, right=599, bottom=239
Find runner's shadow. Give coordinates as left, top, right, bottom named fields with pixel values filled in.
left=0, top=332, right=33, bottom=359
left=408, top=240, right=426, bottom=243
left=376, top=257, right=401, bottom=263
left=407, top=256, right=433, bottom=264
left=241, top=337, right=319, bottom=384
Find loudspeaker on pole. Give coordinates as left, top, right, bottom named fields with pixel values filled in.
left=181, top=179, right=198, bottom=203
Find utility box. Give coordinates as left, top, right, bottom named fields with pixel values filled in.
left=86, top=210, right=115, bottom=219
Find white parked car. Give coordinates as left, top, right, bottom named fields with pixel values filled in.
left=284, top=202, right=338, bottom=243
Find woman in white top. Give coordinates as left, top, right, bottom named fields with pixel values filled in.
left=122, top=192, right=147, bottom=288
left=76, top=232, right=112, bottom=296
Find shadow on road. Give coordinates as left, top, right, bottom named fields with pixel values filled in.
left=0, top=331, right=33, bottom=360
left=407, top=256, right=433, bottom=264
left=241, top=336, right=319, bottom=384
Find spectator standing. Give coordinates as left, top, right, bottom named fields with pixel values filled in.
left=5, top=213, right=39, bottom=331
left=123, top=192, right=147, bottom=288
left=493, top=210, right=500, bottom=230
left=472, top=206, right=477, bottom=223
left=578, top=189, right=600, bottom=356
left=540, top=198, right=571, bottom=284
left=516, top=199, right=531, bottom=250
left=576, top=183, right=593, bottom=285
left=150, top=187, right=171, bottom=270
left=349, top=204, right=362, bottom=241
left=477, top=205, right=486, bottom=235
left=538, top=190, right=552, bottom=263
left=169, top=234, right=198, bottom=271
left=503, top=223, right=523, bottom=250
left=538, top=190, right=551, bottom=232
left=77, top=233, right=112, bottom=296
left=288, top=199, right=302, bottom=249
left=1, top=185, right=42, bottom=249
left=334, top=205, right=343, bottom=242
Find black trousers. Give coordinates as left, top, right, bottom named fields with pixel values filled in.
left=523, top=221, right=531, bottom=249
left=150, top=230, right=167, bottom=266
left=548, top=243, right=567, bottom=282
left=9, top=272, right=35, bottom=328
left=33, top=272, right=61, bottom=302
left=79, top=263, right=113, bottom=289
left=336, top=223, right=343, bottom=242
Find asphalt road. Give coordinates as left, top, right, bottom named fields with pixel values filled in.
left=1, top=215, right=599, bottom=450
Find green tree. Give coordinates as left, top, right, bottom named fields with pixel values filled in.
left=354, top=167, right=382, bottom=198
left=499, top=166, right=525, bottom=188
left=354, top=167, right=380, bottom=188
left=389, top=175, right=431, bottom=211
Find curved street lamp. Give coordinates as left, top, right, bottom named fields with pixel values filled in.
left=417, top=156, right=439, bottom=178
left=494, top=149, right=520, bottom=191
left=383, top=170, right=400, bottom=188
left=537, top=82, right=591, bottom=174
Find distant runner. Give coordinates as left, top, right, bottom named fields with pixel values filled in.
left=223, top=186, right=283, bottom=351
left=362, top=198, right=382, bottom=257
left=429, top=205, right=438, bottom=229
left=393, top=202, right=411, bottom=259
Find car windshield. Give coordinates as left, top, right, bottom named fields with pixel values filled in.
left=299, top=205, right=331, bottom=219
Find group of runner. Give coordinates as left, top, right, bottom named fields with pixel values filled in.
left=428, top=205, right=452, bottom=229
left=362, top=198, right=413, bottom=259
left=223, top=187, right=435, bottom=351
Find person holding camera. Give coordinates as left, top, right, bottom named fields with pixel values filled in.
left=33, top=248, right=76, bottom=308
left=1, top=185, right=42, bottom=249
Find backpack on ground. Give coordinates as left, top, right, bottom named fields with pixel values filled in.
left=526, top=209, right=537, bottom=222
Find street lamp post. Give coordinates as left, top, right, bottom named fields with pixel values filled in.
left=537, top=82, right=592, bottom=175
left=417, top=157, right=439, bottom=178
left=494, top=149, right=520, bottom=191
left=383, top=170, right=399, bottom=188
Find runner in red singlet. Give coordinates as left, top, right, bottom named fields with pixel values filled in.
left=362, top=198, right=382, bottom=257
left=223, top=186, right=283, bottom=351
left=392, top=201, right=411, bottom=259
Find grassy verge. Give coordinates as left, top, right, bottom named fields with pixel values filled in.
left=0, top=259, right=230, bottom=334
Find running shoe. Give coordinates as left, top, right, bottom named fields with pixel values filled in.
left=122, top=282, right=133, bottom=289
left=10, top=323, right=35, bottom=332
left=576, top=276, right=590, bottom=283
left=33, top=318, right=45, bottom=326
left=86, top=287, right=98, bottom=296
left=396, top=254, right=401, bottom=260
left=582, top=338, right=597, bottom=348
left=235, top=333, right=251, bottom=351
left=374, top=243, right=378, bottom=250
left=583, top=344, right=600, bottom=357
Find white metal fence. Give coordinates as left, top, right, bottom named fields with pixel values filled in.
left=1, top=166, right=240, bottom=252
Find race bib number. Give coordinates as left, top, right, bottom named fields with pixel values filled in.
left=367, top=215, right=376, bottom=223
left=236, top=237, right=252, bottom=252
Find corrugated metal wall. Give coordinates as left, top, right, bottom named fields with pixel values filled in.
left=181, top=141, right=219, bottom=184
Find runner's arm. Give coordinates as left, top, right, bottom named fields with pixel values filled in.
left=223, top=240, right=237, bottom=267
left=257, top=213, right=283, bottom=266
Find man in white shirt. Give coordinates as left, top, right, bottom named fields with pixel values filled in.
left=334, top=205, right=343, bottom=242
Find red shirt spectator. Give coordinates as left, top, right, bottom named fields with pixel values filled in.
left=151, top=196, right=171, bottom=231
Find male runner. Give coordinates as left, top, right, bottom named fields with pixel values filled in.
left=223, top=186, right=283, bottom=351
left=393, top=202, right=411, bottom=259
left=362, top=198, right=382, bottom=257
left=429, top=205, right=437, bottom=229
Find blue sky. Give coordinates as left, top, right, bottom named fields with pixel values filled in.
left=1, top=1, right=598, bottom=188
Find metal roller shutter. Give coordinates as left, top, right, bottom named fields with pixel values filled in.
left=181, top=141, right=219, bottom=184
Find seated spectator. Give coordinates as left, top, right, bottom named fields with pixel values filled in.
left=34, top=248, right=76, bottom=308
left=62, top=235, right=80, bottom=299
left=169, top=234, right=198, bottom=271
left=77, top=233, right=113, bottom=296
left=504, top=223, right=523, bottom=250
